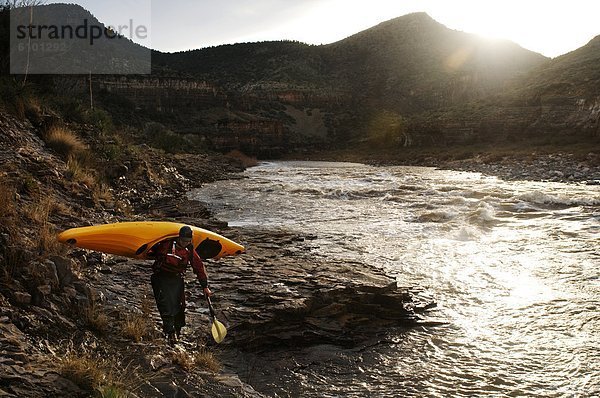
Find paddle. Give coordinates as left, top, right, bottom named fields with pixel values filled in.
left=205, top=295, right=227, bottom=343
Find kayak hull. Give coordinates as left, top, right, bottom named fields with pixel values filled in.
left=57, top=221, right=245, bottom=260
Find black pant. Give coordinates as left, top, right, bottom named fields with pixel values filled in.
left=151, top=271, right=186, bottom=335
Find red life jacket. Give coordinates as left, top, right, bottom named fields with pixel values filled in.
left=152, top=239, right=208, bottom=287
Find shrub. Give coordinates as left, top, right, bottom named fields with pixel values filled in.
left=57, top=99, right=87, bottom=124
left=367, top=110, right=406, bottom=148
left=86, top=108, right=113, bottom=134
left=0, top=77, right=36, bottom=119
left=226, top=149, right=258, bottom=167
left=144, top=123, right=187, bottom=153
left=102, top=143, right=121, bottom=161
left=20, top=174, right=39, bottom=196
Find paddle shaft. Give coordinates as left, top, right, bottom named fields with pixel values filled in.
left=206, top=295, right=216, bottom=319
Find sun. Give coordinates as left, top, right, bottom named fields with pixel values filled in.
left=422, top=0, right=600, bottom=57
left=287, top=0, right=600, bottom=58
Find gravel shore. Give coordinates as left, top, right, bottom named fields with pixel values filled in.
left=435, top=152, right=600, bottom=184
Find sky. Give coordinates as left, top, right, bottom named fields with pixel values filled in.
left=44, top=0, right=600, bottom=58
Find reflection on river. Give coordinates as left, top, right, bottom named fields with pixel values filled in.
left=192, top=161, right=600, bottom=397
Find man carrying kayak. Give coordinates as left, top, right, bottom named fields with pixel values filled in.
left=150, top=226, right=212, bottom=346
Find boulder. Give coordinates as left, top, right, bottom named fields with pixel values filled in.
left=37, top=285, right=51, bottom=295
left=32, top=285, right=52, bottom=308
left=13, top=292, right=32, bottom=305
left=62, top=287, right=77, bottom=299
left=73, top=281, right=102, bottom=303
left=39, top=260, right=60, bottom=290
left=49, top=256, right=76, bottom=287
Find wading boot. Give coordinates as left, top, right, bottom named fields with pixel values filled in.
left=167, top=332, right=177, bottom=346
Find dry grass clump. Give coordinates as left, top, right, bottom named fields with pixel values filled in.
left=60, top=352, right=110, bottom=391
left=171, top=350, right=221, bottom=373
left=171, top=351, right=196, bottom=372
left=22, top=196, right=64, bottom=256
left=59, top=349, right=150, bottom=397
left=120, top=299, right=156, bottom=342
left=121, top=313, right=154, bottom=343
left=24, top=196, right=53, bottom=224
left=44, top=125, right=87, bottom=159
left=193, top=349, right=222, bottom=373
left=0, top=176, right=17, bottom=222
left=66, top=156, right=97, bottom=188
left=92, top=183, right=113, bottom=204
left=43, top=126, right=112, bottom=204
left=95, top=385, right=129, bottom=398
left=82, top=303, right=110, bottom=334
left=38, top=222, right=63, bottom=256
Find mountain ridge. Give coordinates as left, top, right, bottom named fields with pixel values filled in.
left=153, top=11, right=548, bottom=113
left=3, top=4, right=598, bottom=155
left=112, top=9, right=600, bottom=151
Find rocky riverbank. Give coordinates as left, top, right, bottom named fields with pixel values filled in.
left=0, top=108, right=250, bottom=397
left=434, top=151, right=600, bottom=184
left=293, top=146, right=600, bottom=184
left=0, top=110, right=437, bottom=397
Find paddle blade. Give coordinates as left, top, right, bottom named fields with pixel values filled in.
left=211, top=319, right=227, bottom=343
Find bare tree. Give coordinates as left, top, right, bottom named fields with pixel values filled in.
left=5, top=1, right=45, bottom=8
left=9, top=0, right=45, bottom=85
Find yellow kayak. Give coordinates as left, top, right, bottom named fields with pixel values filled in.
left=57, top=221, right=245, bottom=260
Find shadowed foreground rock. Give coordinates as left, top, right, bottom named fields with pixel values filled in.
left=76, top=226, right=438, bottom=396
left=209, top=229, right=438, bottom=351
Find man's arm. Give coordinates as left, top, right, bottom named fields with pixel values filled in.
left=190, top=249, right=212, bottom=296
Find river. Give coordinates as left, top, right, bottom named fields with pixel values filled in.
left=192, top=161, right=600, bottom=398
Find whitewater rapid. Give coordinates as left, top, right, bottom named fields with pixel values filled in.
left=192, top=161, right=599, bottom=397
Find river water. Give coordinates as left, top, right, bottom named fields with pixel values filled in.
left=192, top=161, right=600, bottom=397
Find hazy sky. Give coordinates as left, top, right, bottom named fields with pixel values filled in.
left=45, top=0, right=600, bottom=58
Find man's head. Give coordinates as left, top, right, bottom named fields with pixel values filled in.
left=177, top=226, right=193, bottom=247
